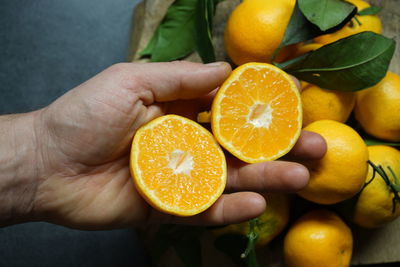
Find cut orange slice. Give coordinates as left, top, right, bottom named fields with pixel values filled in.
left=211, top=63, right=302, bottom=163
left=130, top=115, right=227, bottom=216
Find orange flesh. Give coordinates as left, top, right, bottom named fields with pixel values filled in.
left=132, top=115, right=226, bottom=216
left=213, top=64, right=301, bottom=162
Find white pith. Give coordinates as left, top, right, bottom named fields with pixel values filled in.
left=167, top=149, right=194, bottom=175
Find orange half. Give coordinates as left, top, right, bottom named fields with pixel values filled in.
left=130, top=115, right=227, bottom=216
left=211, top=63, right=302, bottom=163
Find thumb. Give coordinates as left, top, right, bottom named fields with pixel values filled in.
left=120, top=61, right=232, bottom=102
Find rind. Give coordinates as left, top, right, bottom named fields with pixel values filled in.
left=130, top=114, right=227, bottom=216
left=211, top=63, right=302, bottom=163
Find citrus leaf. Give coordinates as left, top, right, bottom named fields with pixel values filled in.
left=277, top=3, right=321, bottom=50
left=275, top=1, right=355, bottom=57
left=139, top=0, right=197, bottom=62
left=195, top=0, right=217, bottom=63
left=283, top=1, right=356, bottom=45
left=358, top=6, right=382, bottom=16
left=298, top=0, right=357, bottom=31
left=284, top=32, right=396, bottom=91
left=365, top=139, right=400, bottom=147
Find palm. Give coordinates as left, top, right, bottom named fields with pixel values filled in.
left=36, top=77, right=211, bottom=228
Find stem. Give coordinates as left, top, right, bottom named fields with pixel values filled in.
left=354, top=16, right=362, bottom=26
left=241, top=219, right=259, bottom=267
left=363, top=160, right=377, bottom=189
left=367, top=161, right=400, bottom=214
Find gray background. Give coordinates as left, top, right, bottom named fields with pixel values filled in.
left=0, top=0, right=151, bottom=266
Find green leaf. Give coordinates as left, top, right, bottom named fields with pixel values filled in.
left=274, top=1, right=355, bottom=60
left=284, top=32, right=396, bottom=91
left=365, top=139, right=400, bottom=147
left=275, top=3, right=321, bottom=54
left=298, top=0, right=357, bottom=31
left=358, top=6, right=382, bottom=16
left=139, top=0, right=198, bottom=62
left=194, top=0, right=217, bottom=63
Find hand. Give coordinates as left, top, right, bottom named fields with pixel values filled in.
left=10, top=61, right=326, bottom=230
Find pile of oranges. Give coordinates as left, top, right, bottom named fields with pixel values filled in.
left=131, top=0, right=399, bottom=266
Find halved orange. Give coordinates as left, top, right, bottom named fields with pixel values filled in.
left=211, top=63, right=302, bottom=163
left=130, top=115, right=227, bottom=216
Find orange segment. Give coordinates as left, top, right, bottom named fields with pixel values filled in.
left=211, top=63, right=302, bottom=163
left=130, top=115, right=227, bottom=216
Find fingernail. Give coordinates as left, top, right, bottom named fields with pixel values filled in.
left=206, top=61, right=227, bottom=67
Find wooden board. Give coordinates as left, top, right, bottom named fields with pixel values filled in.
left=129, top=0, right=400, bottom=265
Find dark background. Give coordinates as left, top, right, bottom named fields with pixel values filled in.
left=0, top=0, right=151, bottom=266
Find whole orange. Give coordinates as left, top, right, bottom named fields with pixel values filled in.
left=284, top=210, right=353, bottom=267
left=301, top=83, right=356, bottom=126
left=353, top=145, right=400, bottom=228
left=224, top=0, right=296, bottom=65
left=355, top=72, right=400, bottom=142
left=298, top=120, right=369, bottom=204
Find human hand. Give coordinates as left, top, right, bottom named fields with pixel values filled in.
left=8, top=61, right=326, bottom=229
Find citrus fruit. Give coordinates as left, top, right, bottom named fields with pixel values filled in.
left=284, top=209, right=353, bottom=267
left=224, top=0, right=296, bottom=65
left=355, top=71, right=400, bottom=142
left=211, top=63, right=302, bottom=163
left=130, top=114, right=227, bottom=216
left=314, top=0, right=382, bottom=45
left=298, top=120, right=369, bottom=204
left=301, top=83, right=356, bottom=126
left=212, top=193, right=290, bottom=246
left=353, top=145, right=400, bottom=228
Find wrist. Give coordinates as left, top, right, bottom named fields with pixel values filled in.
left=0, top=111, right=43, bottom=226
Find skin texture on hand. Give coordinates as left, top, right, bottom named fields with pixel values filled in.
left=0, top=113, right=40, bottom=226
left=0, top=61, right=326, bottom=230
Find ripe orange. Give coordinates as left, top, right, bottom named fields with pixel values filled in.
left=301, top=83, right=356, bottom=126
left=353, top=145, right=400, bottom=228
left=284, top=209, right=353, bottom=267
left=130, top=115, right=227, bottom=216
left=211, top=63, right=302, bottom=163
left=298, top=120, right=369, bottom=204
left=314, top=0, right=382, bottom=45
left=355, top=72, right=400, bottom=142
left=224, top=0, right=296, bottom=65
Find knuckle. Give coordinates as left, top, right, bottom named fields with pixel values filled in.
left=107, top=63, right=142, bottom=89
